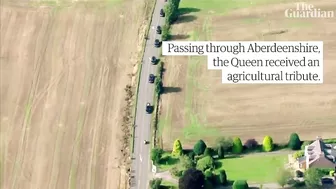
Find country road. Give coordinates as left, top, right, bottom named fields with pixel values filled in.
left=130, top=0, right=166, bottom=188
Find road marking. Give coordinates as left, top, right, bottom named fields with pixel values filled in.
left=140, top=155, right=142, bottom=162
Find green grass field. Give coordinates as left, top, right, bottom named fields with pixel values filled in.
left=215, top=154, right=288, bottom=182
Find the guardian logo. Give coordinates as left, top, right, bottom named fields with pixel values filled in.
left=285, top=2, right=335, bottom=18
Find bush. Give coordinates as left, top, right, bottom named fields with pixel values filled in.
left=232, top=180, right=249, bottom=189
left=150, top=148, right=164, bottom=164
left=154, top=76, right=163, bottom=95
left=244, top=138, right=259, bottom=150
left=172, top=139, right=183, bottom=156
left=161, top=24, right=171, bottom=41
left=170, top=166, right=183, bottom=177
left=232, top=137, right=243, bottom=154
left=150, top=178, right=162, bottom=189
left=194, top=140, right=207, bottom=155
left=301, top=141, right=312, bottom=150
left=196, top=156, right=215, bottom=172
left=293, top=150, right=304, bottom=159
left=288, top=133, right=301, bottom=150
left=204, top=148, right=211, bottom=156
left=188, top=151, right=195, bottom=160
left=330, top=170, right=335, bottom=177
left=296, top=170, right=304, bottom=178
left=217, top=146, right=224, bottom=159
left=204, top=169, right=213, bottom=180
left=262, top=136, right=274, bottom=152
left=218, top=170, right=227, bottom=185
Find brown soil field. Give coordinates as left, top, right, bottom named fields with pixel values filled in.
left=0, top=0, right=151, bottom=188
left=159, top=0, right=336, bottom=149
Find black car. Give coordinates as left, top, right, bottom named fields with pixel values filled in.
left=149, top=74, right=155, bottom=83
left=150, top=56, right=157, bottom=64
left=160, top=9, right=165, bottom=17
left=146, top=103, right=153, bottom=113
left=154, top=39, right=160, bottom=48
left=156, top=26, right=162, bottom=34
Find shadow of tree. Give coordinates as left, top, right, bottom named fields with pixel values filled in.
left=174, top=15, right=197, bottom=24
left=163, top=87, right=182, bottom=94
left=170, top=34, right=190, bottom=40
left=178, top=7, right=201, bottom=15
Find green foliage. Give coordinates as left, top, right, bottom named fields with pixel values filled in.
left=217, top=146, right=224, bottom=159
left=155, top=76, right=163, bottom=95
left=262, top=136, right=274, bottom=152
left=194, top=140, right=207, bottom=155
left=161, top=24, right=171, bottom=41
left=172, top=139, right=183, bottom=156
left=204, top=148, right=211, bottom=156
left=150, top=178, right=162, bottom=189
left=170, top=166, right=183, bottom=177
left=301, top=141, right=312, bottom=150
left=179, top=155, right=195, bottom=170
left=232, top=180, right=249, bottom=189
left=196, top=156, right=214, bottom=172
left=232, top=137, right=243, bottom=154
left=288, top=133, right=301, bottom=150
left=293, top=150, right=304, bottom=159
left=304, top=168, right=323, bottom=188
left=164, top=2, right=178, bottom=24
left=330, top=170, right=335, bottom=177
left=204, top=180, right=213, bottom=189
left=178, top=168, right=205, bottom=189
left=204, top=169, right=213, bottom=180
left=218, top=170, right=227, bottom=185
left=215, top=137, right=233, bottom=157
left=276, top=168, right=292, bottom=188
left=151, top=148, right=164, bottom=164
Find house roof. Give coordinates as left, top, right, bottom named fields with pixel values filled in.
left=305, top=137, right=336, bottom=165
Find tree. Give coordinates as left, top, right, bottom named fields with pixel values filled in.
left=232, top=137, right=243, bottom=154
left=301, top=141, right=312, bottom=150
left=276, top=168, right=292, bottom=188
left=161, top=24, right=171, bottom=41
left=150, top=148, right=164, bottom=164
left=179, top=168, right=205, bottom=189
left=304, top=168, right=323, bottom=188
left=204, top=148, right=211, bottom=156
left=179, top=155, right=194, bottom=170
left=215, top=137, right=233, bottom=156
left=217, top=146, right=224, bottom=159
left=164, top=2, right=177, bottom=24
left=155, top=76, right=163, bottom=95
left=218, top=170, right=227, bottom=185
left=288, top=133, right=301, bottom=150
left=204, top=169, right=213, bottom=181
left=150, top=178, right=162, bottom=189
left=262, top=136, right=274, bottom=152
left=172, top=139, right=183, bottom=156
left=194, top=140, right=207, bottom=155
left=293, top=150, right=304, bottom=159
left=232, top=180, right=249, bottom=189
left=244, top=138, right=258, bottom=150
left=196, top=156, right=214, bottom=172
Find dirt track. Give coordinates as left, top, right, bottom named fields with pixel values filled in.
left=159, top=0, right=336, bottom=149
left=0, top=0, right=148, bottom=188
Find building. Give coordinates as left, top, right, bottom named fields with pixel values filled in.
left=298, top=136, right=336, bottom=170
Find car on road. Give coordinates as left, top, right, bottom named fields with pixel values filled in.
left=146, top=103, right=153, bottom=114
left=144, top=140, right=149, bottom=144
left=156, top=26, right=162, bottom=34
left=148, top=74, right=155, bottom=83
left=154, top=39, right=160, bottom=48
left=150, top=56, right=157, bottom=64
left=160, top=9, right=165, bottom=17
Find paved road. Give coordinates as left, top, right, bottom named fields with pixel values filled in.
left=130, top=0, right=166, bottom=188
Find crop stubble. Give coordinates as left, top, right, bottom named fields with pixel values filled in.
left=0, top=0, right=146, bottom=189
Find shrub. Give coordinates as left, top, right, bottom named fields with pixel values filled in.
left=293, top=150, right=304, bottom=159
left=172, top=139, right=183, bottom=156
left=170, top=166, right=183, bottom=177
left=204, top=169, right=213, bottom=180
left=304, top=168, right=323, bottom=188
left=204, top=148, right=211, bottom=156
left=196, top=156, right=214, bottom=172
left=262, top=136, right=274, bottom=152
left=154, top=76, right=163, bottom=95
left=296, top=170, right=304, bottom=178
left=188, top=151, right=195, bottom=160
left=330, top=170, right=335, bottom=177
left=216, top=137, right=233, bottom=153
left=194, top=140, right=207, bottom=155
left=161, top=24, right=171, bottom=41
left=244, top=138, right=259, bottom=150
left=301, top=141, right=312, bottom=150
left=276, top=168, right=292, bottom=187
left=288, top=133, right=301, bottom=150
left=232, top=180, right=249, bottom=189
left=150, top=178, right=162, bottom=189
left=150, top=148, right=164, bottom=164
left=217, top=146, right=224, bottom=159
left=218, top=170, right=227, bottom=185
left=232, top=137, right=243, bottom=154
left=179, top=155, right=194, bottom=170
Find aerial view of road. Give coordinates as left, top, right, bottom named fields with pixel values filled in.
left=130, top=0, right=165, bottom=188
